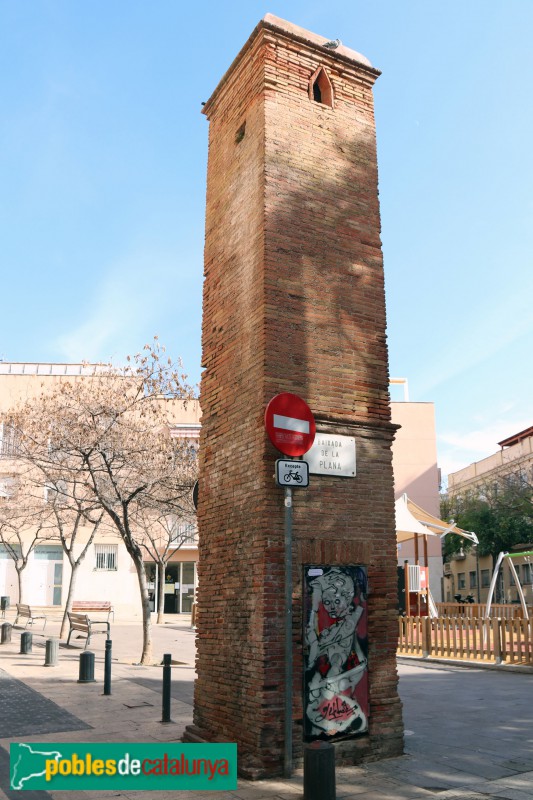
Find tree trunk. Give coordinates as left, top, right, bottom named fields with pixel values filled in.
left=133, top=555, right=153, bottom=665
left=60, top=561, right=79, bottom=638
left=157, top=561, right=165, bottom=625
left=16, top=566, right=23, bottom=605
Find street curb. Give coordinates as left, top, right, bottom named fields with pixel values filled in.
left=397, top=654, right=533, bottom=674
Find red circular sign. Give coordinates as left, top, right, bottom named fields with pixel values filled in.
left=265, top=393, right=316, bottom=457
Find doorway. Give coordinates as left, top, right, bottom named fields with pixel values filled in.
left=180, top=561, right=195, bottom=612
left=30, top=546, right=63, bottom=606
left=163, top=564, right=179, bottom=613
left=144, top=561, right=196, bottom=614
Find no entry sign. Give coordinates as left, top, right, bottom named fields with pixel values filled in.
left=265, top=393, right=316, bottom=457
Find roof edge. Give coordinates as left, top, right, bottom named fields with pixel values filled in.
left=262, top=14, right=377, bottom=71
left=202, top=14, right=380, bottom=117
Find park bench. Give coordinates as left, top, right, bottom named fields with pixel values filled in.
left=72, top=600, right=114, bottom=622
left=14, top=604, right=47, bottom=630
left=66, top=611, right=110, bottom=648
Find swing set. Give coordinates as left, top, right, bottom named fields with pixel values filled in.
left=485, top=550, right=533, bottom=620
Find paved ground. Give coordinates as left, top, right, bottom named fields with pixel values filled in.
left=1, top=609, right=533, bottom=799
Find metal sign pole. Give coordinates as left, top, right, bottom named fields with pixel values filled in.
left=265, top=393, right=316, bottom=779
left=284, top=485, right=293, bottom=778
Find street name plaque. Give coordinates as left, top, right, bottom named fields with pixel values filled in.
left=304, top=433, right=356, bottom=477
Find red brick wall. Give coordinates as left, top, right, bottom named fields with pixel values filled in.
left=186, top=17, right=403, bottom=776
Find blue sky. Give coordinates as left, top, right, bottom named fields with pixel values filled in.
left=1, top=1, right=532, bottom=482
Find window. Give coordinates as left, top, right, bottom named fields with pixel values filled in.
left=53, top=562, right=63, bottom=606
left=94, top=544, right=117, bottom=571
left=0, top=544, right=21, bottom=559
left=182, top=562, right=195, bottom=585
left=458, top=573, right=466, bottom=589
left=0, top=477, right=15, bottom=499
left=34, top=546, right=63, bottom=561
left=0, top=422, right=19, bottom=457
left=481, top=569, right=491, bottom=588
left=509, top=569, right=516, bottom=586
left=522, top=563, right=532, bottom=585
left=171, top=522, right=198, bottom=548
left=235, top=122, right=246, bottom=144
left=469, top=571, right=477, bottom=589
left=309, top=67, right=334, bottom=108
left=44, top=480, right=68, bottom=505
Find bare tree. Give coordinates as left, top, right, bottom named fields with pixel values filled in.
left=6, top=425, right=110, bottom=636
left=0, top=477, right=53, bottom=605
left=44, top=478, right=107, bottom=638
left=14, top=340, right=197, bottom=664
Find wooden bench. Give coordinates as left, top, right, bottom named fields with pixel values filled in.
left=66, top=612, right=110, bottom=648
left=14, top=604, right=47, bottom=630
left=72, top=601, right=114, bottom=622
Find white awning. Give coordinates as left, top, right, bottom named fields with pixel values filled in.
left=395, top=494, right=439, bottom=543
left=395, top=493, right=478, bottom=545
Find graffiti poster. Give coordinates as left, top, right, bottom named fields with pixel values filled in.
left=303, top=565, right=369, bottom=740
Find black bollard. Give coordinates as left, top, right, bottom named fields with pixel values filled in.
left=0, top=596, right=9, bottom=618
left=161, top=653, right=172, bottom=723
left=303, top=741, right=336, bottom=800
left=20, top=631, right=32, bottom=654
left=103, top=639, right=112, bottom=695
left=44, top=638, right=59, bottom=666
left=78, top=650, right=95, bottom=683
left=1, top=622, right=12, bottom=644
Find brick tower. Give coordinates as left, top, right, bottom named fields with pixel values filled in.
left=185, top=15, right=403, bottom=776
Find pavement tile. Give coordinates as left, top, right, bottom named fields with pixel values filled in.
left=378, top=762, right=487, bottom=790
left=495, top=772, right=533, bottom=789
left=431, top=794, right=501, bottom=800
left=334, top=784, right=370, bottom=797
left=337, top=790, right=430, bottom=800
left=502, top=758, right=533, bottom=771
left=0, top=669, right=90, bottom=739
left=474, top=791, right=533, bottom=800
left=232, top=785, right=301, bottom=799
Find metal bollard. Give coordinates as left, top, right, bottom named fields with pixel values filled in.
left=20, top=631, right=32, bottom=654
left=44, top=638, right=59, bottom=667
left=303, top=741, right=336, bottom=800
left=103, top=639, right=112, bottom=695
left=78, top=650, right=96, bottom=683
left=161, top=653, right=172, bottom=723
left=1, top=622, right=12, bottom=644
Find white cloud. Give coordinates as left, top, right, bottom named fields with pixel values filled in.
left=54, top=250, right=192, bottom=363
left=438, top=414, right=532, bottom=481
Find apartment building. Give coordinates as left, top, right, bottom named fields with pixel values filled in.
left=389, top=380, right=443, bottom=601
left=445, top=426, right=533, bottom=604
left=448, top=426, right=533, bottom=496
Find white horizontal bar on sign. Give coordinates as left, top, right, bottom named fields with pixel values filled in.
left=273, top=414, right=310, bottom=434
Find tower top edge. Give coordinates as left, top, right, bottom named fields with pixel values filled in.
left=202, top=14, right=380, bottom=117
left=262, top=14, right=375, bottom=70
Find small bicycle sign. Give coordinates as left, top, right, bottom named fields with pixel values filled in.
left=276, top=459, right=309, bottom=488
left=284, top=470, right=303, bottom=483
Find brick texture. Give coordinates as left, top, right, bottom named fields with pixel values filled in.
left=184, top=16, right=403, bottom=776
